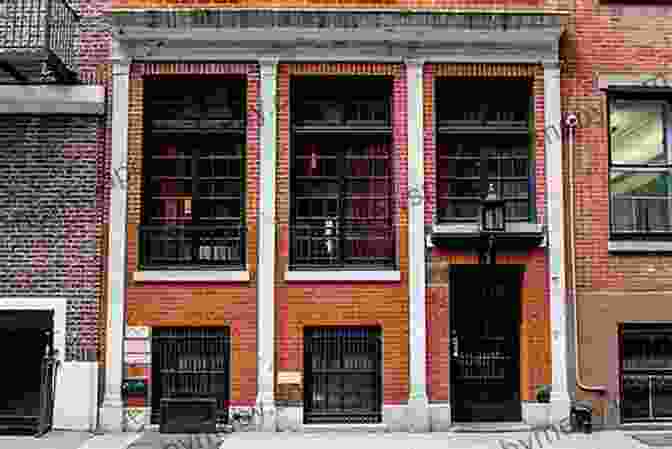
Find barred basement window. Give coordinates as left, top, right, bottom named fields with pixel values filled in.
left=436, top=79, right=534, bottom=224
left=304, top=327, right=382, bottom=424
left=621, top=325, right=672, bottom=422
left=290, top=76, right=396, bottom=270
left=140, top=77, right=246, bottom=269
left=151, top=327, right=230, bottom=428
left=609, top=98, right=672, bottom=239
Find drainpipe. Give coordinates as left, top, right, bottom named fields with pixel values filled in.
left=565, top=113, right=607, bottom=398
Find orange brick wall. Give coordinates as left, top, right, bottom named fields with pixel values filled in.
left=274, top=63, right=410, bottom=404
left=125, top=63, right=260, bottom=406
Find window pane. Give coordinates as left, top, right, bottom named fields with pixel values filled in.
left=623, top=375, right=651, bottom=420
left=610, top=171, right=672, bottom=233
left=610, top=101, right=666, bottom=165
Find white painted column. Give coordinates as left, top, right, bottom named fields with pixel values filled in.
left=406, top=58, right=430, bottom=432
left=256, top=57, right=278, bottom=431
left=544, top=61, right=571, bottom=422
left=101, top=39, right=130, bottom=432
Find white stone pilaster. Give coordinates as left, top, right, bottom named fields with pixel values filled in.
left=256, top=57, right=278, bottom=431
left=544, top=61, right=571, bottom=422
left=406, top=58, right=430, bottom=432
left=101, top=39, right=130, bottom=432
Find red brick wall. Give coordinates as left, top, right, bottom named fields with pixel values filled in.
left=274, top=63, right=410, bottom=404
left=567, top=2, right=672, bottom=414
left=124, top=63, right=260, bottom=406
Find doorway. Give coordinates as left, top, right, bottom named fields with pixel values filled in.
left=0, top=310, right=54, bottom=434
left=450, top=265, right=523, bottom=422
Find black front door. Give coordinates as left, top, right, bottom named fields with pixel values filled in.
left=450, top=265, right=522, bottom=422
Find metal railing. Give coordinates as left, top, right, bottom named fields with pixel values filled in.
left=35, top=352, right=59, bottom=437
left=611, top=195, right=672, bottom=235
left=289, top=221, right=395, bottom=270
left=138, top=225, right=246, bottom=270
left=1, top=0, right=80, bottom=75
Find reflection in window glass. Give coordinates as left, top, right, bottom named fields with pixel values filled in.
left=610, top=101, right=666, bottom=165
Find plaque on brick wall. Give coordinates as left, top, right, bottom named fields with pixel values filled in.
left=278, top=371, right=302, bottom=384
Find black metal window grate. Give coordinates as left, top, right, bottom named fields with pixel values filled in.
left=151, top=327, right=230, bottom=426
left=622, top=326, right=672, bottom=422
left=303, top=327, right=382, bottom=424
left=140, top=78, right=246, bottom=269
left=436, top=79, right=534, bottom=225
left=290, top=77, right=395, bottom=270
left=609, top=98, right=672, bottom=238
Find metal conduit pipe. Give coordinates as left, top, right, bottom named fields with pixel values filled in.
left=566, top=113, right=607, bottom=397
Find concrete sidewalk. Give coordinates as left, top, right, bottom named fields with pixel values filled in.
left=0, top=429, right=661, bottom=449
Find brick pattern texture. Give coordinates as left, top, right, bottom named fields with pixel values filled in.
left=566, top=2, right=672, bottom=418
left=124, top=63, right=260, bottom=406
left=274, top=63, right=410, bottom=405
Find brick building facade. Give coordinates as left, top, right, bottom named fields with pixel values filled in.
left=566, top=1, right=672, bottom=427
left=104, top=3, right=568, bottom=432
left=0, top=0, right=110, bottom=433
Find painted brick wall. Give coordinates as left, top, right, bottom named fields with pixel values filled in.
left=426, top=249, right=551, bottom=403
left=0, top=117, right=102, bottom=362
left=274, top=63, right=410, bottom=404
left=124, top=63, right=260, bottom=406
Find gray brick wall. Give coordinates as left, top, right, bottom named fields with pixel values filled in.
left=0, top=116, right=102, bottom=362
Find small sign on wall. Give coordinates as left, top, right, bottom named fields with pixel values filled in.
left=278, top=371, right=302, bottom=385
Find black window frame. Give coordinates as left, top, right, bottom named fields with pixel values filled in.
left=435, top=78, right=536, bottom=226
left=139, top=76, right=247, bottom=270
left=289, top=76, right=396, bottom=271
left=608, top=94, right=672, bottom=240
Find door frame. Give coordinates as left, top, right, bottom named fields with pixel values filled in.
left=448, top=264, right=524, bottom=422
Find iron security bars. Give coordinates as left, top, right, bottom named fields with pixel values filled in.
left=304, top=327, right=382, bottom=424
left=622, top=326, right=672, bottom=422
left=0, top=0, right=80, bottom=79
left=151, top=327, right=230, bottom=426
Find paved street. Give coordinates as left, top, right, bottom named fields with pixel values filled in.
left=0, top=429, right=668, bottom=449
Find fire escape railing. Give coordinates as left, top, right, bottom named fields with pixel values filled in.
left=0, top=0, right=80, bottom=82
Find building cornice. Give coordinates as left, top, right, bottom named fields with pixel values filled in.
left=111, top=10, right=563, bottom=64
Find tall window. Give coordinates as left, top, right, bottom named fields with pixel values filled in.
left=290, top=77, right=395, bottom=270
left=140, top=77, right=246, bottom=269
left=436, top=79, right=534, bottom=225
left=609, top=98, right=672, bottom=237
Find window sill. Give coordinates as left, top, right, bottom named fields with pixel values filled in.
left=608, top=241, right=672, bottom=253
left=285, top=271, right=401, bottom=282
left=133, top=270, right=250, bottom=282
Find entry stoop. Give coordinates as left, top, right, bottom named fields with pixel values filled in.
left=450, top=422, right=532, bottom=433
left=302, top=424, right=388, bottom=433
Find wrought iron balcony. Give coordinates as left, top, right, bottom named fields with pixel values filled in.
left=289, top=221, right=396, bottom=270
left=138, top=225, right=246, bottom=270
left=0, top=0, right=80, bottom=83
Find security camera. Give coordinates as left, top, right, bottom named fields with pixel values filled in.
left=565, top=113, right=578, bottom=128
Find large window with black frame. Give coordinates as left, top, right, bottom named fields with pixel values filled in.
left=436, top=78, right=534, bottom=225
left=290, top=76, right=395, bottom=270
left=140, top=76, right=246, bottom=270
left=609, top=96, right=672, bottom=238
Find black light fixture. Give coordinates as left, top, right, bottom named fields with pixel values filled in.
left=480, top=183, right=505, bottom=265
